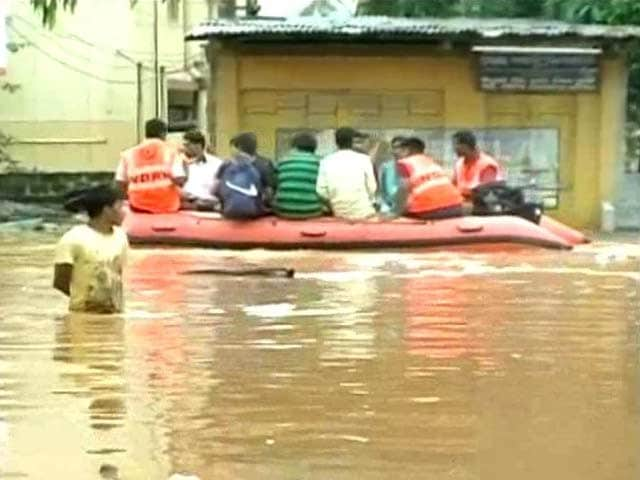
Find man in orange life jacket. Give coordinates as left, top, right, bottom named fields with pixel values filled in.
left=115, top=118, right=187, bottom=213
left=451, top=130, right=504, bottom=200
left=396, top=137, right=464, bottom=220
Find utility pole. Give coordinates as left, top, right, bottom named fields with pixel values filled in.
left=136, top=62, right=143, bottom=143
left=153, top=0, right=160, bottom=117
left=182, top=0, right=189, bottom=69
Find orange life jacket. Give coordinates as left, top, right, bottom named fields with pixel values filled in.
left=121, top=139, right=182, bottom=213
left=398, top=154, right=463, bottom=214
left=454, top=152, right=504, bottom=199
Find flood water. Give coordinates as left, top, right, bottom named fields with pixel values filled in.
left=0, top=231, right=639, bottom=480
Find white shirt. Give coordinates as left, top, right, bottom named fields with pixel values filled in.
left=316, top=149, right=377, bottom=220
left=182, top=153, right=223, bottom=201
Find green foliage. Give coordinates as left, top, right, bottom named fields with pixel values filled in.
left=30, top=0, right=77, bottom=29
left=32, top=0, right=222, bottom=26
left=357, top=0, right=459, bottom=17
left=358, top=0, right=640, bottom=22
left=0, top=131, right=19, bottom=171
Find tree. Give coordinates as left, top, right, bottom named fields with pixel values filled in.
left=356, top=0, right=460, bottom=17
left=29, top=0, right=261, bottom=26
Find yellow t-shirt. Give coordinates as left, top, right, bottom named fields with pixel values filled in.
left=54, top=225, right=129, bottom=313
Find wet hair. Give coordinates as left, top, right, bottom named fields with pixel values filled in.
left=335, top=127, right=360, bottom=150
left=291, top=133, right=317, bottom=153
left=145, top=118, right=168, bottom=139
left=183, top=129, right=206, bottom=148
left=391, top=136, right=406, bottom=146
left=231, top=132, right=258, bottom=156
left=400, top=136, right=426, bottom=154
left=453, top=130, right=477, bottom=149
left=63, top=184, right=122, bottom=219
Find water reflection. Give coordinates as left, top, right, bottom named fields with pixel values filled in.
left=53, top=314, right=126, bottom=432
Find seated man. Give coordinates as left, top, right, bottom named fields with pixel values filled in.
left=215, top=133, right=270, bottom=219
left=228, top=132, right=276, bottom=206
left=115, top=118, right=186, bottom=213
left=274, top=132, right=324, bottom=219
left=396, top=137, right=464, bottom=220
left=452, top=130, right=504, bottom=200
left=316, top=127, right=377, bottom=221
left=181, top=129, right=223, bottom=211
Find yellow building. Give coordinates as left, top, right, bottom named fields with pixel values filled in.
left=1, top=0, right=215, bottom=172
left=190, top=16, right=640, bottom=228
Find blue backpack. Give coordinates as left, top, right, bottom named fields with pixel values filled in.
left=218, top=158, right=265, bottom=219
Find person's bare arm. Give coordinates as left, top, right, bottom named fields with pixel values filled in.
left=53, top=264, right=72, bottom=296
left=115, top=155, right=128, bottom=194
left=171, top=155, right=188, bottom=187
left=172, top=176, right=187, bottom=187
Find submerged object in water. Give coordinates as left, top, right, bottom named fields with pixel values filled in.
left=182, top=267, right=295, bottom=278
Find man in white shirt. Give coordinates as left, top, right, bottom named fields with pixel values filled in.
left=181, top=129, right=223, bottom=211
left=316, top=127, right=378, bottom=220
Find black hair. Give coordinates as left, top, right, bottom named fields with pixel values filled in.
left=335, top=127, right=360, bottom=150
left=145, top=118, right=168, bottom=139
left=399, top=136, right=426, bottom=154
left=183, top=129, right=206, bottom=147
left=64, top=184, right=122, bottom=218
left=453, top=130, right=477, bottom=149
left=231, top=132, right=258, bottom=156
left=391, top=136, right=406, bottom=146
left=291, top=132, right=318, bottom=153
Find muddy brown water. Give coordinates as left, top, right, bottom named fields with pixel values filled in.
left=0, top=231, right=639, bottom=480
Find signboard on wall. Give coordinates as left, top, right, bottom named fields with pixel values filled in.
left=477, top=52, right=599, bottom=93
left=276, top=127, right=561, bottom=208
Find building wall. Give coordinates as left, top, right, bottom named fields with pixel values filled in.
left=212, top=44, right=626, bottom=228
left=1, top=0, right=214, bottom=172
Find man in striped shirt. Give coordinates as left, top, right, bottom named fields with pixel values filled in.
left=274, top=133, right=324, bottom=219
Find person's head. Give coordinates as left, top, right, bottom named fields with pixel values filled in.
left=335, top=127, right=360, bottom=150
left=291, top=132, right=318, bottom=154
left=64, top=184, right=125, bottom=226
left=230, top=132, right=258, bottom=156
left=399, top=137, right=426, bottom=157
left=183, top=129, right=206, bottom=159
left=453, top=130, right=478, bottom=158
left=145, top=118, right=168, bottom=140
left=353, top=132, right=372, bottom=154
left=391, top=136, right=407, bottom=160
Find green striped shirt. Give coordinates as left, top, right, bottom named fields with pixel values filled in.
left=274, top=149, right=323, bottom=219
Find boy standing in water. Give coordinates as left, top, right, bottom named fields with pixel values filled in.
left=53, top=185, right=129, bottom=314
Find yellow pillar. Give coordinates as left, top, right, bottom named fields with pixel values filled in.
left=599, top=57, right=627, bottom=216
left=213, top=41, right=240, bottom=159
left=573, top=94, right=600, bottom=228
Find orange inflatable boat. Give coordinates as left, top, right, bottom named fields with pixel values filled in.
left=123, top=209, right=588, bottom=250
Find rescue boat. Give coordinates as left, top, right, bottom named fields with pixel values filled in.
left=123, top=209, right=588, bottom=250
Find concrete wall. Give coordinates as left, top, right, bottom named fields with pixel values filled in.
left=212, top=44, right=627, bottom=229
left=1, top=0, right=214, bottom=172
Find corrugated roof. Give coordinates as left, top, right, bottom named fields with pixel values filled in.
left=186, top=16, right=640, bottom=42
